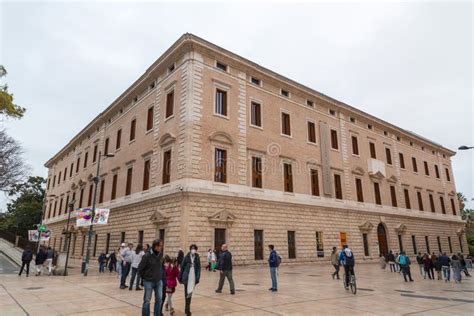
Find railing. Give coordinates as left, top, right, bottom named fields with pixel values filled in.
left=0, top=230, right=37, bottom=250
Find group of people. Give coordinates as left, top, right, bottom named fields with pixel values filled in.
left=378, top=250, right=472, bottom=283
left=18, top=246, right=57, bottom=277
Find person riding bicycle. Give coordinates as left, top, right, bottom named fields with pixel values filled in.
left=338, top=244, right=355, bottom=290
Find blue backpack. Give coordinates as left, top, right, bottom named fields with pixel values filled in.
left=399, top=255, right=407, bottom=266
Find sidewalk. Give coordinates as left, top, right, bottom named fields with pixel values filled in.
left=0, top=263, right=473, bottom=315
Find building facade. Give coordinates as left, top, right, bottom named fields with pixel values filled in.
left=43, top=34, right=466, bottom=265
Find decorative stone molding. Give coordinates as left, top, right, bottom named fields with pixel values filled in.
left=456, top=227, right=465, bottom=236
left=387, top=175, right=398, bottom=183
left=87, top=173, right=94, bottom=182
left=158, top=133, right=176, bottom=147
left=208, top=210, right=236, bottom=227
left=352, top=166, right=365, bottom=176
left=369, top=171, right=385, bottom=180
left=448, top=190, right=456, bottom=196
left=78, top=179, right=86, bottom=187
left=208, top=131, right=233, bottom=145
left=70, top=182, right=78, bottom=190
left=358, top=221, right=374, bottom=232
left=149, top=210, right=169, bottom=226
left=394, top=223, right=407, bottom=234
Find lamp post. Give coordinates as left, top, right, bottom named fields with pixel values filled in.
left=458, top=146, right=474, bottom=150
left=63, top=199, right=75, bottom=276
left=37, top=194, right=56, bottom=253
left=83, top=151, right=114, bottom=276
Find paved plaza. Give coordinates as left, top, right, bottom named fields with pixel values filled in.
left=0, top=262, right=473, bottom=315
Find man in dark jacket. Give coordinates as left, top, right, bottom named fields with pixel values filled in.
left=19, top=246, right=34, bottom=277
left=439, top=253, right=451, bottom=281
left=268, top=244, right=279, bottom=292
left=35, top=247, right=47, bottom=276
left=215, top=244, right=235, bottom=295
left=138, top=239, right=163, bottom=316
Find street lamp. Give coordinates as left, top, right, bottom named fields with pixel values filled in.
left=63, top=199, right=76, bottom=276
left=83, top=151, right=114, bottom=276
left=458, top=145, right=474, bottom=150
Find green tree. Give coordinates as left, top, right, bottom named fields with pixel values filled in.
left=0, top=65, right=25, bottom=119
left=0, top=176, right=45, bottom=238
left=458, top=192, right=474, bottom=254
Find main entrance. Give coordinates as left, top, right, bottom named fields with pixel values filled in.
left=377, top=223, right=389, bottom=257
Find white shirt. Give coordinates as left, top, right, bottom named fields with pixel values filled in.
left=131, top=251, right=145, bottom=268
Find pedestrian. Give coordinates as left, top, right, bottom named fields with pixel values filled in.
left=423, top=254, right=434, bottom=280
left=379, top=253, right=387, bottom=270
left=177, top=248, right=184, bottom=266
left=138, top=239, right=164, bottom=316
left=18, top=246, right=33, bottom=277
left=215, top=244, right=235, bottom=295
left=45, top=246, right=54, bottom=275
left=439, top=252, right=451, bottom=282
left=416, top=252, right=425, bottom=278
left=268, top=244, right=280, bottom=291
left=35, top=247, right=47, bottom=276
left=387, top=250, right=396, bottom=272
left=451, top=255, right=462, bottom=283
left=144, top=243, right=150, bottom=254
left=108, top=250, right=117, bottom=272
left=399, top=251, right=414, bottom=282
left=330, top=246, right=340, bottom=279
left=207, top=249, right=212, bottom=271
left=120, top=243, right=133, bottom=289
left=98, top=252, right=107, bottom=273
left=395, top=252, right=401, bottom=273
left=164, top=257, right=180, bottom=315
left=432, top=253, right=442, bottom=280
left=117, top=245, right=124, bottom=277
left=178, top=244, right=201, bottom=316
left=130, top=244, right=145, bottom=291
left=211, top=249, right=217, bottom=272
left=160, top=254, right=167, bottom=316
left=459, top=254, right=471, bottom=277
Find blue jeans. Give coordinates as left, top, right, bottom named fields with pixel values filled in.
left=99, top=262, right=105, bottom=273
left=120, top=262, right=131, bottom=287
left=270, top=267, right=278, bottom=289
left=142, top=280, right=163, bottom=316
left=442, top=266, right=451, bottom=281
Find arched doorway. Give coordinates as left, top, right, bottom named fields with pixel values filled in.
left=377, top=223, right=389, bottom=257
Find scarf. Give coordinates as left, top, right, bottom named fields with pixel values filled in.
left=187, top=254, right=196, bottom=297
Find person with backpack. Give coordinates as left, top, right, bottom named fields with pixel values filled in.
left=18, top=246, right=34, bottom=277
left=268, top=244, right=280, bottom=292
left=338, top=245, right=355, bottom=290
left=399, top=251, right=414, bottom=282
left=331, top=247, right=340, bottom=279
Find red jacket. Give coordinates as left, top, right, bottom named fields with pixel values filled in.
left=165, top=264, right=180, bottom=288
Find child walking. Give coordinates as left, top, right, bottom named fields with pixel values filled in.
left=164, top=257, right=180, bottom=315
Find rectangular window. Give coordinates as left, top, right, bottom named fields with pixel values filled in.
left=47, top=178, right=50, bottom=190
left=58, top=172, right=61, bottom=185
left=390, top=185, right=397, bottom=207
left=288, top=231, right=296, bottom=259
left=425, top=236, right=430, bottom=253
left=214, top=148, right=227, bottom=183
left=111, top=174, right=118, bottom=200
left=412, top=157, right=418, bottom=173
left=105, top=233, right=110, bottom=254
left=72, top=234, right=76, bottom=255
left=84, top=152, right=88, bottom=168
left=166, top=91, right=174, bottom=118
left=440, top=196, right=446, bottom=214
left=215, top=89, right=227, bottom=116
left=435, top=165, right=440, bottom=178
left=250, top=102, right=261, bottom=127
left=79, top=188, right=84, bottom=208
left=81, top=234, right=86, bottom=256
left=125, top=167, right=133, bottom=196
left=252, top=157, right=263, bottom=188
left=93, top=234, right=98, bottom=257
left=429, top=194, right=435, bottom=212
left=93, top=144, right=98, bottom=163
left=63, top=168, right=67, bottom=181
left=404, top=189, right=411, bottom=209
left=130, top=119, right=136, bottom=141
left=352, top=136, right=359, bottom=155
left=307, top=121, right=316, bottom=143
left=334, top=174, right=343, bottom=200
left=437, top=236, right=442, bottom=253
left=450, top=198, right=456, bottom=215
left=339, top=232, right=347, bottom=249
left=76, top=157, right=80, bottom=173
left=99, top=179, right=105, bottom=203
left=58, top=198, right=63, bottom=216
left=216, top=61, right=227, bottom=71
left=53, top=200, right=57, bottom=217
left=310, top=169, right=320, bottom=196
left=104, top=138, right=109, bottom=155
left=374, top=182, right=382, bottom=205
left=161, top=150, right=171, bottom=185
left=355, top=178, right=364, bottom=202
left=399, top=153, right=405, bottom=169
left=362, top=233, right=369, bottom=256
left=417, top=192, right=424, bottom=211
left=330, top=130, right=338, bottom=150
left=254, top=230, right=264, bottom=260
left=65, top=195, right=69, bottom=213
left=87, top=184, right=93, bottom=206
left=283, top=163, right=293, bottom=193
left=143, top=159, right=151, bottom=190
left=70, top=163, right=73, bottom=177
left=424, top=161, right=429, bottom=176
left=116, top=129, right=122, bottom=150
left=369, top=142, right=376, bottom=159
left=316, top=231, right=324, bottom=256
left=445, top=168, right=450, bottom=181
left=281, top=112, right=291, bottom=136
left=251, top=77, right=260, bottom=86
left=168, top=64, right=175, bottom=73
left=398, top=235, right=404, bottom=252
left=306, top=100, right=314, bottom=107
left=448, top=236, right=453, bottom=253
left=281, top=89, right=289, bottom=97
left=52, top=175, right=56, bottom=188
left=412, top=235, right=417, bottom=254
left=147, top=106, right=154, bottom=130
left=385, top=148, right=392, bottom=165
left=120, top=232, right=126, bottom=244
left=138, top=230, right=144, bottom=246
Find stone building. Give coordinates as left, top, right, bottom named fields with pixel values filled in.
left=43, top=34, right=466, bottom=265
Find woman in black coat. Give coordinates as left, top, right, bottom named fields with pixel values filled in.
left=179, top=244, right=201, bottom=316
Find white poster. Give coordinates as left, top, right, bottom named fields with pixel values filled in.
left=93, top=208, right=110, bottom=225
left=28, top=230, right=51, bottom=242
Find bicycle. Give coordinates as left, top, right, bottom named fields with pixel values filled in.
left=343, top=270, right=357, bottom=295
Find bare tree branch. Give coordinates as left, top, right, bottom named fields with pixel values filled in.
left=0, top=128, right=27, bottom=192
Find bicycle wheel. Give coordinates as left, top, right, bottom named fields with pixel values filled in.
left=343, top=273, right=348, bottom=289
left=350, top=275, right=357, bottom=295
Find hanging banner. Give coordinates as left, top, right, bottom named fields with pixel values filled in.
left=93, top=209, right=110, bottom=225
left=28, top=230, right=51, bottom=242
left=75, top=208, right=93, bottom=227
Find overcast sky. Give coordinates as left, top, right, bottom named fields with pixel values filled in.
left=0, top=1, right=472, bottom=210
